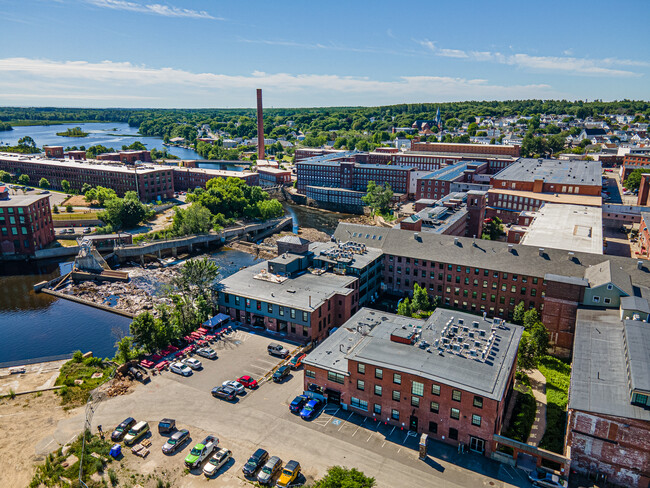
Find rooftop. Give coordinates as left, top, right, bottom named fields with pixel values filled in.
left=310, top=241, right=383, bottom=270
left=488, top=188, right=602, bottom=207
left=333, top=223, right=650, bottom=288
left=492, top=158, right=601, bottom=186
left=305, top=308, right=523, bottom=401
left=0, top=190, right=50, bottom=207
left=421, top=162, right=471, bottom=182
left=217, top=261, right=356, bottom=312
left=0, top=152, right=165, bottom=175
left=520, top=203, right=603, bottom=255
left=569, top=309, right=650, bottom=421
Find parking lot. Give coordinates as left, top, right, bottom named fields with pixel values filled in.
left=49, top=328, right=529, bottom=488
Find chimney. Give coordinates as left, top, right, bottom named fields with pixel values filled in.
left=538, top=248, right=545, bottom=257
left=256, top=88, right=264, bottom=160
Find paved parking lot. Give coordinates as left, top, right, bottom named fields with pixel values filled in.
left=48, top=328, right=530, bottom=488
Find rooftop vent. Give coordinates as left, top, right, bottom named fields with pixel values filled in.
left=472, top=321, right=479, bottom=328
left=638, top=261, right=644, bottom=270
left=454, top=237, right=459, bottom=246
left=508, top=244, right=514, bottom=253
left=538, top=248, right=545, bottom=257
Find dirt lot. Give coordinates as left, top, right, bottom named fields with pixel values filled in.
left=0, top=359, right=67, bottom=396
left=62, top=194, right=92, bottom=207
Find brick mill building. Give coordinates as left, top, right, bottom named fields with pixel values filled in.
left=567, top=308, right=650, bottom=488
left=333, top=223, right=650, bottom=356
left=0, top=187, right=55, bottom=256
left=303, top=308, right=523, bottom=456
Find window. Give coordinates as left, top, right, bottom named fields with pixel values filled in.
left=246, top=298, right=251, bottom=307
left=392, top=390, right=401, bottom=401
left=393, top=373, right=401, bottom=385
left=473, top=396, right=483, bottom=409
left=305, top=370, right=315, bottom=379
left=604, top=297, right=611, bottom=304
left=357, top=380, right=365, bottom=391
left=234, top=296, right=241, bottom=306
left=430, top=401, right=439, bottom=413
left=411, top=396, right=420, bottom=407
left=607, top=284, right=613, bottom=290
left=256, top=301, right=262, bottom=311
left=302, top=311, right=308, bottom=322
left=327, top=371, right=345, bottom=384
left=449, top=427, right=458, bottom=440
left=358, top=363, right=366, bottom=374
left=391, top=409, right=399, bottom=420
left=279, top=306, right=284, bottom=316
left=452, top=390, right=461, bottom=402
left=375, top=368, right=383, bottom=379
left=267, top=303, right=273, bottom=313
left=290, top=308, right=296, bottom=319
left=471, top=414, right=482, bottom=427
left=351, top=397, right=368, bottom=411
left=429, top=421, right=438, bottom=434
left=411, top=381, right=424, bottom=397
left=374, top=404, right=382, bottom=414
left=593, top=296, right=600, bottom=303
left=374, top=385, right=382, bottom=396
left=450, top=408, right=460, bottom=420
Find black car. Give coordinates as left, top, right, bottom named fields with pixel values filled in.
left=273, top=365, right=291, bottom=383
left=162, top=428, right=189, bottom=454
left=211, top=385, right=237, bottom=401
left=242, top=448, right=269, bottom=478
left=110, top=417, right=136, bottom=442
left=158, top=418, right=176, bottom=434
left=289, top=394, right=309, bottom=414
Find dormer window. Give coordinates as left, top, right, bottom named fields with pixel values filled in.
left=607, top=284, right=613, bottom=290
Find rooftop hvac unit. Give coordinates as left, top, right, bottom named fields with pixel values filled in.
left=468, top=331, right=475, bottom=338
left=457, top=318, right=464, bottom=325
left=479, top=330, right=486, bottom=337
left=462, top=326, right=469, bottom=333
left=451, top=326, right=458, bottom=334
left=470, top=349, right=478, bottom=357
left=452, top=344, right=460, bottom=351
left=463, top=343, right=470, bottom=350
left=472, top=321, right=479, bottom=328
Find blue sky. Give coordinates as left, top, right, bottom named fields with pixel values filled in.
left=1, top=0, right=649, bottom=108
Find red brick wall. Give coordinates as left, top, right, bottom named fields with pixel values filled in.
left=411, top=142, right=520, bottom=157
left=568, top=410, right=650, bottom=488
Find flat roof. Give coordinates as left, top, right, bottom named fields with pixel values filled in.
left=333, top=223, right=650, bottom=288
left=488, top=188, right=602, bottom=207
left=421, top=162, right=470, bottom=181
left=569, top=309, right=650, bottom=421
left=521, top=203, right=603, bottom=255
left=0, top=152, right=166, bottom=175
left=310, top=241, right=383, bottom=270
left=0, top=191, right=49, bottom=207
left=172, top=167, right=255, bottom=177
left=217, top=261, right=355, bottom=312
left=492, top=158, right=601, bottom=186
left=306, top=308, right=522, bottom=401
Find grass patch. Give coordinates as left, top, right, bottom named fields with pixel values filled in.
left=501, top=389, right=536, bottom=443
left=29, top=431, right=113, bottom=488
left=52, top=211, right=99, bottom=221
left=56, top=239, right=79, bottom=247
left=54, top=353, right=114, bottom=407
left=538, top=356, right=571, bottom=454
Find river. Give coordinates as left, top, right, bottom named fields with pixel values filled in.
left=282, top=202, right=356, bottom=235
left=0, top=122, right=202, bottom=160
left=0, top=249, right=262, bottom=366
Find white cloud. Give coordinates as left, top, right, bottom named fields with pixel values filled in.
left=0, top=57, right=559, bottom=107
left=85, top=0, right=219, bottom=19
left=417, top=39, right=644, bottom=77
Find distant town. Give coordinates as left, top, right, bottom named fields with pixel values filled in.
left=1, top=95, right=649, bottom=488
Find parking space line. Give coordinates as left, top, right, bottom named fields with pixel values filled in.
left=338, top=412, right=355, bottom=431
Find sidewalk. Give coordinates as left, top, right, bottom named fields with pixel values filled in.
left=527, top=369, right=547, bottom=446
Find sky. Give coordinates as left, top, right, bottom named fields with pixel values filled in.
left=1, top=0, right=649, bottom=108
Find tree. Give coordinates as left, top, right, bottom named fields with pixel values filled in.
left=172, top=203, right=214, bottom=236
left=0, top=170, right=11, bottom=183
left=411, top=283, right=431, bottom=313
left=173, top=257, right=220, bottom=301
left=130, top=312, right=156, bottom=351
left=523, top=308, right=539, bottom=330
left=99, top=197, right=148, bottom=230
left=66, top=204, right=73, bottom=213
left=397, top=298, right=412, bottom=317
left=624, top=168, right=646, bottom=191
left=115, top=336, right=134, bottom=364
left=18, top=174, right=30, bottom=186
left=39, top=178, right=49, bottom=189
left=361, top=181, right=393, bottom=215
left=53, top=204, right=59, bottom=213
left=80, top=183, right=92, bottom=194
left=513, top=301, right=526, bottom=325
left=18, top=136, right=36, bottom=148
left=311, top=466, right=375, bottom=488
left=61, top=180, right=70, bottom=193
left=529, top=322, right=549, bottom=358
left=256, top=199, right=284, bottom=220
left=517, top=332, right=537, bottom=370
left=482, top=216, right=504, bottom=240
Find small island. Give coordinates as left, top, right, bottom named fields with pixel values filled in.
left=56, top=126, right=89, bottom=137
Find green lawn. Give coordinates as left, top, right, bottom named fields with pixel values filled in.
left=538, top=356, right=571, bottom=453
left=55, top=355, right=114, bottom=406
left=52, top=211, right=99, bottom=220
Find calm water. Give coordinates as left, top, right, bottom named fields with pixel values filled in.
left=282, top=202, right=355, bottom=235
left=0, top=249, right=262, bottom=366
left=0, top=122, right=201, bottom=160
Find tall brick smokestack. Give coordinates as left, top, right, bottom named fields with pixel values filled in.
left=256, top=89, right=264, bottom=160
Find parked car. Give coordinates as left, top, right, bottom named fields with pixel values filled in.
left=222, top=380, right=245, bottom=394
left=237, top=375, right=258, bottom=388
left=257, top=455, right=282, bottom=485
left=83, top=227, right=91, bottom=233
left=267, top=343, right=289, bottom=358
left=203, top=448, right=232, bottom=477
left=196, top=347, right=217, bottom=359
left=277, top=460, right=301, bottom=487
left=39, top=190, right=49, bottom=194
left=273, top=365, right=291, bottom=383
left=528, top=470, right=566, bottom=488
left=123, top=420, right=150, bottom=446
left=211, top=385, right=237, bottom=401
left=182, top=357, right=202, bottom=370
left=162, top=428, right=189, bottom=454
left=110, top=417, right=136, bottom=442
left=158, top=418, right=176, bottom=434
left=184, top=435, right=218, bottom=469
left=170, top=362, right=192, bottom=376
left=289, top=353, right=306, bottom=369
left=242, top=448, right=269, bottom=478
left=289, top=395, right=309, bottom=414
left=300, top=399, right=322, bottom=420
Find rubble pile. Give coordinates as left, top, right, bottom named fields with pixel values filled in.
left=105, top=376, right=133, bottom=397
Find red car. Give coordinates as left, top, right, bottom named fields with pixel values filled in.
left=237, top=375, right=258, bottom=388
left=289, top=353, right=306, bottom=369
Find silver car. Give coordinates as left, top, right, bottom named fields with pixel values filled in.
left=203, top=448, right=232, bottom=477
left=182, top=357, right=202, bottom=370
left=196, top=347, right=217, bottom=359
left=257, top=455, right=282, bottom=485
left=162, top=429, right=189, bottom=454
left=170, top=362, right=192, bottom=376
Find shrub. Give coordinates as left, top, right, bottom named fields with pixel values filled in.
left=66, top=204, right=73, bottom=213
left=72, top=350, right=84, bottom=362
left=108, top=469, right=118, bottom=486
